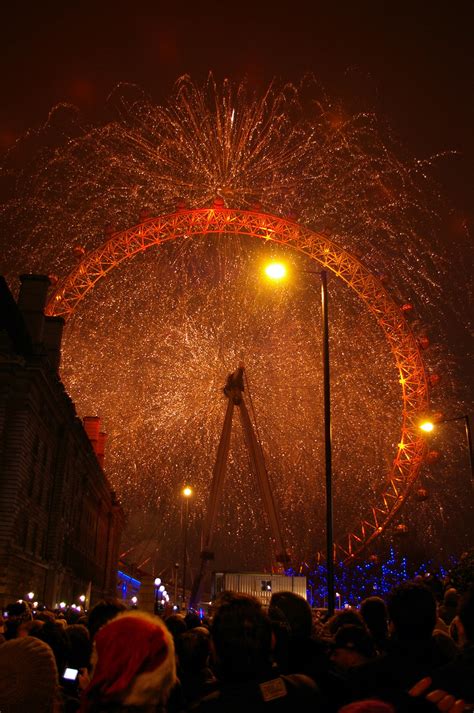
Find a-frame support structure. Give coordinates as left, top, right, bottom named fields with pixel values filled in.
left=189, top=366, right=290, bottom=609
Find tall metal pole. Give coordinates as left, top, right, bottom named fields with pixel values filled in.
left=442, top=415, right=474, bottom=489
left=182, top=497, right=189, bottom=608
left=174, top=563, right=179, bottom=605
left=463, top=415, right=474, bottom=487
left=321, top=270, right=335, bottom=616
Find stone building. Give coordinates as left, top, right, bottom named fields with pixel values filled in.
left=0, top=274, right=125, bottom=608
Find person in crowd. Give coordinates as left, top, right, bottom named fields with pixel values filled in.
left=269, top=591, right=320, bottom=675
left=175, top=626, right=217, bottom=707
left=430, top=585, right=474, bottom=704
left=66, top=623, right=92, bottom=671
left=438, top=589, right=460, bottom=627
left=325, top=608, right=366, bottom=637
left=359, top=596, right=389, bottom=654
left=32, top=617, right=71, bottom=677
left=80, top=610, right=177, bottom=713
left=269, top=590, right=348, bottom=710
left=190, top=592, right=319, bottom=711
left=330, top=624, right=377, bottom=671
left=165, top=612, right=188, bottom=642
left=348, top=581, right=457, bottom=704
left=0, top=635, right=61, bottom=712
left=17, top=617, right=45, bottom=637
left=4, top=599, right=32, bottom=639
left=86, top=598, right=127, bottom=642
left=184, top=611, right=202, bottom=630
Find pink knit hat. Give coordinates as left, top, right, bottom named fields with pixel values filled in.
left=81, top=610, right=176, bottom=711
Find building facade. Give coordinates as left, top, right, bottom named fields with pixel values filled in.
left=0, top=274, right=125, bottom=608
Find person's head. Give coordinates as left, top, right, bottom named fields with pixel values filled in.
left=443, top=587, right=460, bottom=608
left=184, top=610, right=201, bottom=630
left=6, top=600, right=32, bottom=620
left=87, top=598, right=127, bottom=641
left=164, top=613, right=187, bottom=641
left=326, top=608, right=365, bottom=636
left=211, top=593, right=272, bottom=680
left=4, top=600, right=33, bottom=639
left=0, top=636, right=59, bottom=712
left=387, top=582, right=436, bottom=640
left=83, top=611, right=177, bottom=711
left=176, top=626, right=211, bottom=673
left=17, top=618, right=44, bottom=638
left=457, top=586, right=474, bottom=645
left=359, top=597, right=388, bottom=641
left=269, top=591, right=312, bottom=639
left=330, top=624, right=376, bottom=670
left=36, top=610, right=56, bottom=624
left=65, top=623, right=91, bottom=670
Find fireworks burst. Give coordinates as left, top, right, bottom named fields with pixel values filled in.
left=1, top=75, right=471, bottom=572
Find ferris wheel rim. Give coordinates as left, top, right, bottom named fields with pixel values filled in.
left=46, top=206, right=430, bottom=563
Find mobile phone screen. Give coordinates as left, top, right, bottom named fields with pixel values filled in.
left=63, top=668, right=79, bottom=681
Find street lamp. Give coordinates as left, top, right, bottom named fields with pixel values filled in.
left=420, top=414, right=473, bottom=487
left=264, top=262, right=287, bottom=281
left=181, top=485, right=193, bottom=608
left=153, top=581, right=167, bottom=613
left=264, top=262, right=335, bottom=616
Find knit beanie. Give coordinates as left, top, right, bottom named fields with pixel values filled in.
left=81, top=610, right=176, bottom=711
left=0, top=636, right=59, bottom=712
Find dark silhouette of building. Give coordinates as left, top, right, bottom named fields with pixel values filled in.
left=0, top=274, right=125, bottom=608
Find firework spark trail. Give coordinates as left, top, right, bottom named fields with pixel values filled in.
left=0, top=75, right=471, bottom=569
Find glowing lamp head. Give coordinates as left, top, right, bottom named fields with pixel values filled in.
left=154, top=577, right=162, bottom=587
left=27, top=592, right=35, bottom=600
left=264, top=262, right=287, bottom=281
left=131, top=596, right=138, bottom=604
left=182, top=486, right=193, bottom=498
left=79, top=594, right=86, bottom=603
left=420, top=421, right=434, bottom=433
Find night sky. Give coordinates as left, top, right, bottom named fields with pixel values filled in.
left=2, top=1, right=473, bottom=216
left=2, top=2, right=473, bottom=569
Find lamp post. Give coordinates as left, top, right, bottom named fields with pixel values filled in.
left=154, top=578, right=161, bottom=614
left=420, top=414, right=473, bottom=488
left=321, top=270, right=335, bottom=616
left=181, top=485, right=193, bottom=608
left=264, top=262, right=335, bottom=615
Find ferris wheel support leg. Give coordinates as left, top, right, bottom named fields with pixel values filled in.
left=189, top=398, right=234, bottom=609
left=238, top=399, right=289, bottom=566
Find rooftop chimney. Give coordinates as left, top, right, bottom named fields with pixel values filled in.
left=83, top=416, right=101, bottom=459
left=18, top=274, right=51, bottom=345
left=97, top=432, right=108, bottom=469
left=43, top=315, right=65, bottom=372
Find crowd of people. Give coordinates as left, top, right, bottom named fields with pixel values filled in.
left=0, top=580, right=473, bottom=712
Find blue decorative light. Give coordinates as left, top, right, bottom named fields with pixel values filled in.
left=118, top=570, right=141, bottom=587
left=291, top=549, right=456, bottom=607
